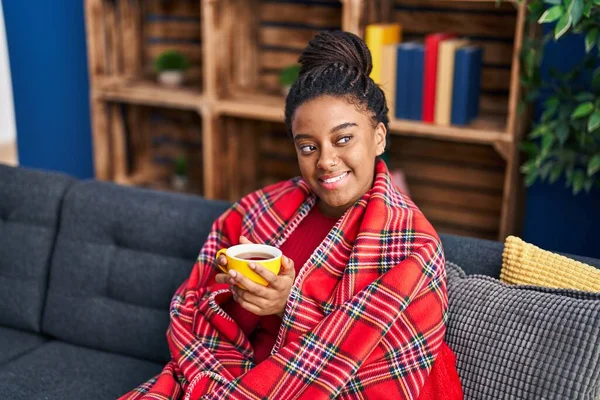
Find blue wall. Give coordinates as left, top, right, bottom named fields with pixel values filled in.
left=522, top=30, right=600, bottom=258
left=3, top=1, right=93, bottom=178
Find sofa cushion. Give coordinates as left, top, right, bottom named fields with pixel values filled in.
left=445, top=262, right=600, bottom=399
left=0, top=341, right=163, bottom=400
left=42, top=180, right=231, bottom=362
left=501, top=235, right=600, bottom=291
left=0, top=326, right=48, bottom=366
left=0, top=165, right=73, bottom=332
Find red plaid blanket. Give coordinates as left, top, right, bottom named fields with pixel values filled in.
left=120, top=160, right=448, bottom=399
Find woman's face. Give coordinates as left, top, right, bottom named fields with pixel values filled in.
left=291, top=95, right=386, bottom=217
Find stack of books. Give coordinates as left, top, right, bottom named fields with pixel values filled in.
left=366, top=24, right=483, bottom=126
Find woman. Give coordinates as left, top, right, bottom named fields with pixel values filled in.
left=121, top=31, right=462, bottom=399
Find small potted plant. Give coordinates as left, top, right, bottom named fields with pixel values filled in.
left=278, top=64, right=301, bottom=96
left=153, top=50, right=190, bottom=87
left=171, top=155, right=189, bottom=191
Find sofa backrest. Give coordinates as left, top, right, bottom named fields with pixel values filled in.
left=440, top=233, right=600, bottom=277
left=41, top=180, right=231, bottom=363
left=0, top=164, right=73, bottom=332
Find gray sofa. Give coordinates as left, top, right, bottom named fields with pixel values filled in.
left=0, top=164, right=598, bottom=399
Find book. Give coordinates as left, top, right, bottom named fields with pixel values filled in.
left=365, top=23, right=402, bottom=84
left=410, top=44, right=425, bottom=121
left=394, top=42, right=424, bottom=121
left=451, top=46, right=483, bottom=125
left=380, top=44, right=398, bottom=118
left=434, top=38, right=469, bottom=126
left=422, top=33, right=457, bottom=123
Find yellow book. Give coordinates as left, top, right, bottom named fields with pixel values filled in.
left=434, top=38, right=469, bottom=125
left=380, top=44, right=398, bottom=118
left=365, top=23, right=402, bottom=84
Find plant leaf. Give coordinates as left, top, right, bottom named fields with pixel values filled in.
left=545, top=0, right=561, bottom=4
left=544, top=96, right=560, bottom=116
left=539, top=5, right=564, bottom=23
left=584, top=178, right=593, bottom=192
left=554, top=13, right=573, bottom=39
left=540, top=162, right=554, bottom=180
left=588, top=154, right=600, bottom=176
left=568, top=0, right=583, bottom=26
left=525, top=170, right=540, bottom=186
left=572, top=169, right=585, bottom=194
left=583, top=1, right=592, bottom=17
left=575, top=92, right=595, bottom=102
left=588, top=110, right=600, bottom=132
left=594, top=67, right=600, bottom=89
left=520, top=141, right=540, bottom=158
left=594, top=0, right=600, bottom=5
left=530, top=124, right=548, bottom=138
left=585, top=28, right=599, bottom=53
left=571, top=102, right=594, bottom=119
left=555, top=121, right=570, bottom=145
left=549, top=163, right=563, bottom=183
left=542, top=132, right=555, bottom=153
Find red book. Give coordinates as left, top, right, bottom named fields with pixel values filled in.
left=422, top=32, right=457, bottom=123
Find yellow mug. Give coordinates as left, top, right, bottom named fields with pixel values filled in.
left=216, top=244, right=282, bottom=286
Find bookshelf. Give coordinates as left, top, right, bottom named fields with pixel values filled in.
left=85, top=0, right=528, bottom=241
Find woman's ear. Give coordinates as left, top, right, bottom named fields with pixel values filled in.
left=374, top=122, right=387, bottom=156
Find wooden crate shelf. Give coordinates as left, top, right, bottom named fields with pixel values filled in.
left=85, top=0, right=529, bottom=241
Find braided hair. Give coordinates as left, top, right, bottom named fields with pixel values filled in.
left=284, top=30, right=390, bottom=148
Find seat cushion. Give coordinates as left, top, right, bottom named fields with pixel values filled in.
left=0, top=326, right=47, bottom=366
left=42, top=180, right=231, bottom=362
left=445, top=262, right=600, bottom=399
left=0, top=165, right=73, bottom=332
left=0, top=341, right=163, bottom=400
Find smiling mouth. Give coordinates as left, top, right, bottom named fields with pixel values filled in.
left=319, top=171, right=349, bottom=184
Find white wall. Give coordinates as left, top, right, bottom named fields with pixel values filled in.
left=0, top=2, right=16, bottom=144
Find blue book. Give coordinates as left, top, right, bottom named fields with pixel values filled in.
left=451, top=46, right=483, bottom=125
left=409, top=45, right=425, bottom=121
left=394, top=43, right=413, bottom=120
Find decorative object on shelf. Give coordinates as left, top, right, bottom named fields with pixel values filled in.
left=153, top=50, right=190, bottom=88
left=278, top=64, right=300, bottom=96
left=519, top=0, right=600, bottom=194
left=171, top=155, right=188, bottom=191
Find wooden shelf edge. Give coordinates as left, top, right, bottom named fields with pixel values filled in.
left=388, top=118, right=512, bottom=145
left=216, top=98, right=285, bottom=122
left=94, top=80, right=205, bottom=112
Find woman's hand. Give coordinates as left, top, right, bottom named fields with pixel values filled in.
left=214, top=236, right=296, bottom=317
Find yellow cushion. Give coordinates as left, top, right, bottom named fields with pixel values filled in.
left=501, top=236, right=600, bottom=292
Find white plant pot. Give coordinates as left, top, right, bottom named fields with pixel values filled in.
left=158, top=71, right=184, bottom=87
left=171, top=175, right=188, bottom=191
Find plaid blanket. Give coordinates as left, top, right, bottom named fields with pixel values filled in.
left=120, top=159, right=448, bottom=399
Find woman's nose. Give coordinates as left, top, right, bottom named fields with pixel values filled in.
left=316, top=146, right=338, bottom=170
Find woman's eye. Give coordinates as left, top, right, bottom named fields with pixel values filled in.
left=299, top=144, right=316, bottom=154
left=337, top=135, right=352, bottom=145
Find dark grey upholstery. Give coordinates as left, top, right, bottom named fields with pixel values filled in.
left=1, top=164, right=599, bottom=399
left=0, top=165, right=73, bottom=332
left=0, top=341, right=163, bottom=400
left=0, top=327, right=47, bottom=366
left=42, top=180, right=230, bottom=363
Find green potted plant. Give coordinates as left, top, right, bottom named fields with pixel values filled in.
left=519, top=0, right=600, bottom=195
left=153, top=50, right=191, bottom=87
left=278, top=64, right=301, bottom=96
left=171, top=154, right=188, bottom=191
